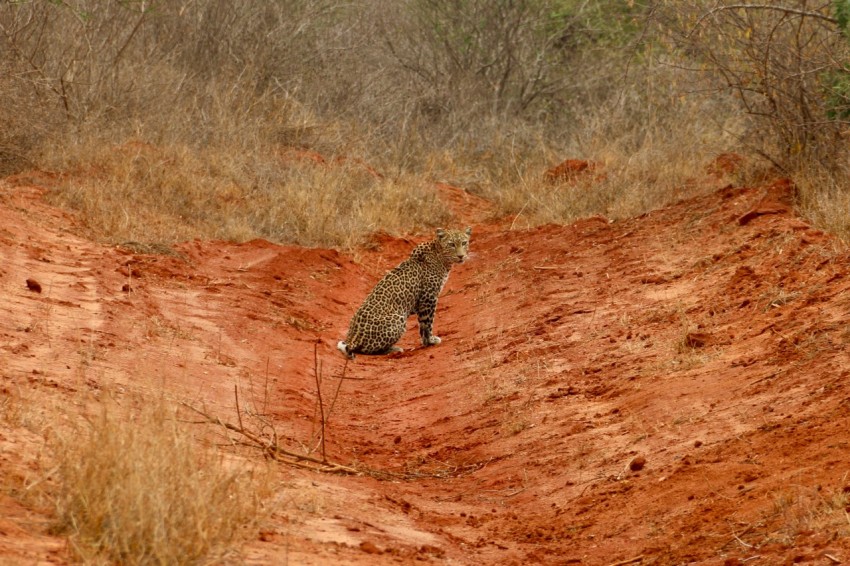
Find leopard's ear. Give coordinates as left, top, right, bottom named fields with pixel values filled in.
left=465, top=226, right=472, bottom=236
left=436, top=228, right=447, bottom=238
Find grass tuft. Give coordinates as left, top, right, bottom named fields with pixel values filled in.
left=51, top=400, right=269, bottom=565
left=769, top=486, right=850, bottom=545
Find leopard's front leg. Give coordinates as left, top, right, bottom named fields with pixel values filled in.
left=416, top=296, right=441, bottom=346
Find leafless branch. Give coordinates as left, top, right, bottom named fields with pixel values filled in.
left=689, top=4, right=839, bottom=39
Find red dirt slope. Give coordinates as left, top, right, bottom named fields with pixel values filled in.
left=1, top=173, right=850, bottom=565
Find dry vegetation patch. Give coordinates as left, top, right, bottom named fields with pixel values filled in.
left=4, top=2, right=850, bottom=245
left=49, top=400, right=270, bottom=565
left=0, top=0, right=746, bottom=248
left=42, top=141, right=452, bottom=247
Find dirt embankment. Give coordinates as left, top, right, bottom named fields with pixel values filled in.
left=2, top=171, right=850, bottom=565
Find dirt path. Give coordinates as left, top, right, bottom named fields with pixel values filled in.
left=2, top=175, right=850, bottom=564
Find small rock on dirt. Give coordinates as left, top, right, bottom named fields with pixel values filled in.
left=359, top=541, right=382, bottom=554
left=25, top=278, right=41, bottom=293
left=629, top=456, right=647, bottom=472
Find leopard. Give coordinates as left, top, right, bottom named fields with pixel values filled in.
left=337, top=227, right=471, bottom=359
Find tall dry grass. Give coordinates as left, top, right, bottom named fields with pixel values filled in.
left=1, top=1, right=849, bottom=245
left=484, top=62, right=741, bottom=227
left=0, top=1, right=716, bottom=249
left=42, top=140, right=451, bottom=247
left=50, top=400, right=269, bottom=565
left=795, top=163, right=850, bottom=244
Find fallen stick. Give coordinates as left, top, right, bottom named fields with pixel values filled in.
left=181, top=401, right=360, bottom=474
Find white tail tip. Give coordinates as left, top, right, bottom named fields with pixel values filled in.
left=337, top=341, right=353, bottom=359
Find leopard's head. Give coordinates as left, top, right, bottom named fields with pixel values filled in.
left=436, top=227, right=471, bottom=265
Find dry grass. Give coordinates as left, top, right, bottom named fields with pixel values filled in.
left=33, top=62, right=730, bottom=249
left=0, top=384, right=23, bottom=428
left=2, top=1, right=849, bottom=247
left=475, top=64, right=740, bottom=228
left=768, top=485, right=850, bottom=545
left=0, top=1, right=737, bottom=249
left=794, top=164, right=850, bottom=245
left=50, top=399, right=270, bottom=565
left=41, top=140, right=451, bottom=248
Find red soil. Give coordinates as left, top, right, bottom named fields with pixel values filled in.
left=2, top=170, right=850, bottom=565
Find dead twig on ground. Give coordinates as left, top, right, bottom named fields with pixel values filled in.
left=326, top=355, right=347, bottom=419
left=608, top=556, right=644, bottom=566
left=181, top=400, right=360, bottom=474
left=309, top=341, right=349, bottom=459
left=313, top=341, right=327, bottom=462
left=234, top=384, right=244, bottom=432
left=182, top=400, right=489, bottom=480
left=732, top=532, right=754, bottom=549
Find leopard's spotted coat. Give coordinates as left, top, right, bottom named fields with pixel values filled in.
left=337, top=227, right=471, bottom=358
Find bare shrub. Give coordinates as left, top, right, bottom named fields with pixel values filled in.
left=492, top=60, right=739, bottom=227
left=51, top=400, right=269, bottom=565
left=649, top=1, right=850, bottom=245
left=379, top=1, right=572, bottom=119
left=363, top=1, right=648, bottom=177
left=652, top=1, right=850, bottom=167
left=0, top=1, right=757, bottom=244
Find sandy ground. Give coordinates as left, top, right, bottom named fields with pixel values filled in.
left=2, top=164, right=850, bottom=565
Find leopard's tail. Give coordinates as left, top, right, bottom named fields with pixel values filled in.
left=337, top=341, right=355, bottom=360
